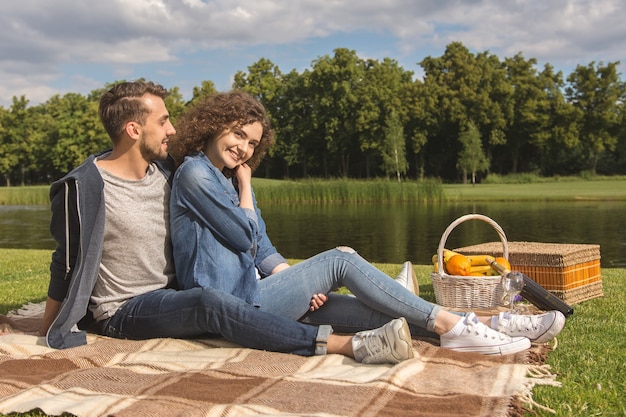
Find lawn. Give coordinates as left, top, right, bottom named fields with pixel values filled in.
left=0, top=249, right=625, bottom=416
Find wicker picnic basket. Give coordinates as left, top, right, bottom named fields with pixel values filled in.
left=431, top=214, right=508, bottom=309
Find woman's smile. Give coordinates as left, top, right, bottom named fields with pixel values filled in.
left=206, top=121, right=263, bottom=171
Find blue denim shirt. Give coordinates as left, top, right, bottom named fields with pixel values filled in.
left=170, top=152, right=286, bottom=306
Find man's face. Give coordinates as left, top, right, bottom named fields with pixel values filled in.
left=138, top=94, right=176, bottom=161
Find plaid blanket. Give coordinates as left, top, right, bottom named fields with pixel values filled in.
left=0, top=306, right=559, bottom=417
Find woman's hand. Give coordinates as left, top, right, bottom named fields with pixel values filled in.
left=235, top=163, right=254, bottom=210
left=235, top=163, right=252, bottom=189
left=310, top=293, right=328, bottom=311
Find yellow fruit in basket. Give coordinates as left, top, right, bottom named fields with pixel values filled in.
left=467, top=254, right=493, bottom=266
left=469, top=265, right=493, bottom=275
left=488, top=257, right=512, bottom=275
left=445, top=254, right=472, bottom=276
left=494, top=257, right=511, bottom=270
left=431, top=248, right=460, bottom=265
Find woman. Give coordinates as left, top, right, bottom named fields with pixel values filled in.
left=168, top=91, right=565, bottom=355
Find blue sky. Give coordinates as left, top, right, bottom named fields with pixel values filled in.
left=1, top=0, right=624, bottom=107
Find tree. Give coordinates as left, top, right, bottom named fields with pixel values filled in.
left=270, top=69, right=314, bottom=178
left=457, top=121, right=489, bottom=184
left=0, top=106, right=19, bottom=185
left=418, top=42, right=507, bottom=179
left=232, top=58, right=283, bottom=105
left=2, top=96, right=46, bottom=185
left=566, top=61, right=625, bottom=174
left=351, top=58, right=413, bottom=177
left=47, top=92, right=108, bottom=175
left=308, top=48, right=364, bottom=177
left=187, top=80, right=217, bottom=107
left=164, top=86, right=187, bottom=123
left=381, top=111, right=407, bottom=182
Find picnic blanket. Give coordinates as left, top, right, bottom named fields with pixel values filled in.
left=0, top=304, right=560, bottom=417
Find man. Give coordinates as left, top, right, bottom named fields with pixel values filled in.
left=36, top=80, right=413, bottom=365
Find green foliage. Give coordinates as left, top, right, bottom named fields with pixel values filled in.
left=1, top=43, right=625, bottom=184
left=456, top=121, right=489, bottom=184
left=380, top=111, right=408, bottom=181
left=566, top=61, right=625, bottom=174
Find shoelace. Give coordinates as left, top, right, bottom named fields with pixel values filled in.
left=505, top=314, right=539, bottom=332
left=465, top=314, right=507, bottom=341
left=360, top=331, right=392, bottom=357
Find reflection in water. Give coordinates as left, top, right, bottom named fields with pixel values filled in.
left=0, top=205, right=55, bottom=250
left=260, top=201, right=625, bottom=268
left=2, top=202, right=625, bottom=268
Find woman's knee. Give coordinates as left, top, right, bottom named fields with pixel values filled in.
left=334, top=245, right=356, bottom=254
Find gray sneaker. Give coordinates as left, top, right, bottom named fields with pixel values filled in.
left=395, top=261, right=419, bottom=296
left=496, top=311, right=566, bottom=344
left=352, top=317, right=414, bottom=364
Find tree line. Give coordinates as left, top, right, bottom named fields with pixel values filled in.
left=1, top=41, right=624, bottom=186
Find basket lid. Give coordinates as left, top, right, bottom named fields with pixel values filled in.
left=455, top=241, right=600, bottom=267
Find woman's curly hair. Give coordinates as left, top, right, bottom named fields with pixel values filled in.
left=169, top=90, right=274, bottom=176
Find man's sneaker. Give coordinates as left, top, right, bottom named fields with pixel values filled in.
left=395, top=261, right=419, bottom=296
left=352, top=317, right=414, bottom=364
left=495, top=311, right=565, bottom=344
left=440, top=313, right=531, bottom=355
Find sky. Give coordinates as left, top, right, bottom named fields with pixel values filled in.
left=1, top=0, right=625, bottom=108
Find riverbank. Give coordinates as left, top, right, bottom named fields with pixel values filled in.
left=0, top=248, right=623, bottom=417
left=2, top=177, right=626, bottom=205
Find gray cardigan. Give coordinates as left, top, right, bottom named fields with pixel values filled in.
left=45, top=151, right=174, bottom=349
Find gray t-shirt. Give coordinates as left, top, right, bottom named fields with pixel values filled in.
left=90, top=158, right=176, bottom=321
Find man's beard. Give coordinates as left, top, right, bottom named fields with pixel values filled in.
left=139, top=132, right=168, bottom=162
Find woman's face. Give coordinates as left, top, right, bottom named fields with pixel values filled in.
left=205, top=121, right=262, bottom=171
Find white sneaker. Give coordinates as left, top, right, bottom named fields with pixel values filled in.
left=495, top=311, right=566, bottom=344
left=395, top=261, right=419, bottom=296
left=440, top=313, right=531, bottom=355
left=352, top=317, right=414, bottom=364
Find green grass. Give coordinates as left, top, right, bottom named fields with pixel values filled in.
left=253, top=176, right=626, bottom=203
left=0, top=249, right=50, bottom=314
left=0, top=186, right=49, bottom=206
left=4, top=177, right=626, bottom=206
left=253, top=178, right=445, bottom=203
left=1, top=249, right=624, bottom=416
left=442, top=180, right=626, bottom=201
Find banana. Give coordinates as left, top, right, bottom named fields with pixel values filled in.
left=431, top=250, right=495, bottom=267
left=431, top=248, right=461, bottom=265
left=469, top=265, right=492, bottom=274
left=466, top=254, right=494, bottom=266
left=469, top=264, right=502, bottom=276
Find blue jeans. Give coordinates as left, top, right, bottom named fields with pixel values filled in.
left=258, top=247, right=442, bottom=338
left=102, top=286, right=332, bottom=356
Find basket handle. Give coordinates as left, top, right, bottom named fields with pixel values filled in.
left=436, top=214, right=509, bottom=276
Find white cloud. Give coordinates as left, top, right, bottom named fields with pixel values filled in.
left=0, top=0, right=624, bottom=106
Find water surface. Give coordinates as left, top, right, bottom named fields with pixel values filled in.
left=1, top=202, right=624, bottom=267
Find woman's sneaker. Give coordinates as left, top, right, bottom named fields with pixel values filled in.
left=494, top=311, right=566, bottom=344
left=394, top=261, right=419, bottom=296
left=440, top=313, right=531, bottom=355
left=352, top=317, right=415, bottom=364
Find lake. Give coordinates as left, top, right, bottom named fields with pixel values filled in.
left=1, top=201, right=624, bottom=268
